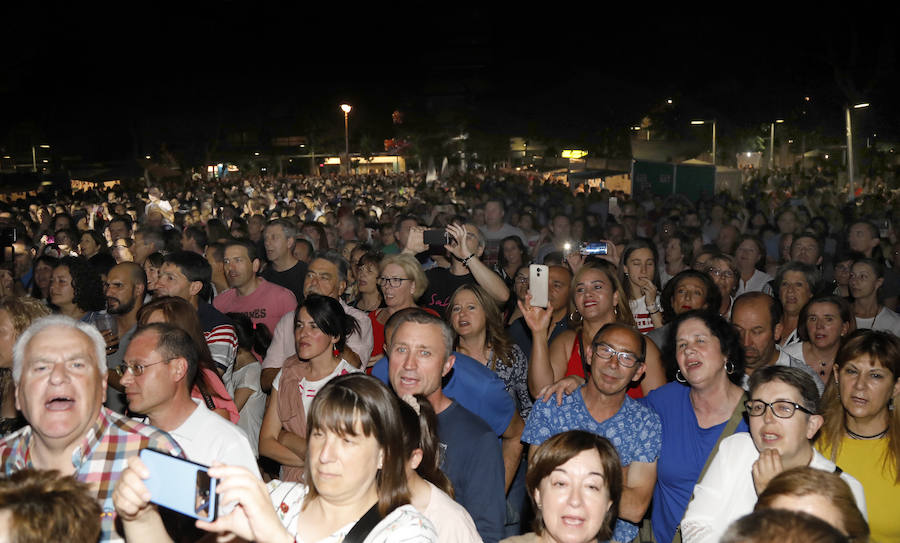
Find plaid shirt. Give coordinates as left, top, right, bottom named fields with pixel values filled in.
left=0, top=407, right=184, bottom=543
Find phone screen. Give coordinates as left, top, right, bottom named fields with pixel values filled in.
left=139, top=449, right=218, bottom=521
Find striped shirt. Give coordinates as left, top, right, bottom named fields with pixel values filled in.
left=0, top=407, right=183, bottom=542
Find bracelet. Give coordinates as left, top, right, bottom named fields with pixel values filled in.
left=646, top=302, right=660, bottom=313
left=461, top=255, right=475, bottom=267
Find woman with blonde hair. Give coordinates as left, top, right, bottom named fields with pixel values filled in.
left=368, top=252, right=435, bottom=361
left=817, top=329, right=900, bottom=542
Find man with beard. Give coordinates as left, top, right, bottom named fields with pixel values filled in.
left=102, top=263, right=147, bottom=413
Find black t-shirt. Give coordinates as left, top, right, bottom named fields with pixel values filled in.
left=261, top=260, right=307, bottom=305
left=419, top=267, right=475, bottom=317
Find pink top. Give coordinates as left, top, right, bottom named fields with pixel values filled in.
left=191, top=367, right=240, bottom=424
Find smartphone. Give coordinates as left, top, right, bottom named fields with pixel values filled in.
left=139, top=449, right=218, bottom=521
left=581, top=242, right=608, bottom=256
left=423, top=229, right=449, bottom=246
left=529, top=264, right=549, bottom=308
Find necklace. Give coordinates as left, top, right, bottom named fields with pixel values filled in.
left=845, top=423, right=888, bottom=440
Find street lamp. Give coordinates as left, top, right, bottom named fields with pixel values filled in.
left=691, top=120, right=717, bottom=166
left=846, top=102, right=869, bottom=201
left=769, top=119, right=784, bottom=170
left=340, top=103, right=352, bottom=173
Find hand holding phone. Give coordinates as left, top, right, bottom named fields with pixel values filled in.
left=139, top=449, right=218, bottom=521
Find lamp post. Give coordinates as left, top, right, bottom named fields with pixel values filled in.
left=690, top=120, right=717, bottom=166
left=769, top=119, right=784, bottom=170
left=846, top=102, right=869, bottom=201
left=340, top=103, right=352, bottom=173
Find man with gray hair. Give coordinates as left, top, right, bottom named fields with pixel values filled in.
left=261, top=218, right=306, bottom=305
left=0, top=315, right=183, bottom=542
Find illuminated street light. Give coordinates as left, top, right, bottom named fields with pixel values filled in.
left=39, top=144, right=50, bottom=149
left=846, top=102, right=870, bottom=201
left=340, top=104, right=352, bottom=173
left=254, top=152, right=260, bottom=156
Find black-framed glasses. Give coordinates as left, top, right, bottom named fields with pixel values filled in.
left=114, top=359, right=171, bottom=377
left=378, top=276, right=411, bottom=288
left=707, top=267, right=735, bottom=279
left=591, top=342, right=640, bottom=368
left=744, top=399, right=814, bottom=419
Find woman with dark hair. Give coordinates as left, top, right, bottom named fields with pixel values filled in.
left=642, top=310, right=748, bottom=543
left=49, top=255, right=105, bottom=321
left=620, top=238, right=663, bottom=333
left=648, top=270, right=721, bottom=353
left=496, top=235, right=529, bottom=289
left=849, top=257, right=900, bottom=335
left=115, top=373, right=437, bottom=542
left=817, top=329, right=900, bottom=542
left=259, top=294, right=361, bottom=481
left=501, top=430, right=622, bottom=543
left=353, top=251, right=384, bottom=313
left=755, top=467, right=869, bottom=542
left=142, top=251, right=165, bottom=298
left=705, top=253, right=739, bottom=318
left=400, top=394, right=481, bottom=542
left=137, top=296, right=239, bottom=424
left=780, top=295, right=854, bottom=385
left=29, top=254, right=58, bottom=301
left=78, top=229, right=108, bottom=261
left=224, top=312, right=272, bottom=457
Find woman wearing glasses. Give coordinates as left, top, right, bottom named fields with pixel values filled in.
left=681, top=366, right=866, bottom=543
left=817, top=329, right=900, bottom=542
left=367, top=253, right=437, bottom=360
left=704, top=253, right=739, bottom=318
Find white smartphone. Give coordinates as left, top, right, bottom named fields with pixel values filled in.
left=139, top=448, right=218, bottom=521
left=529, top=264, right=549, bottom=308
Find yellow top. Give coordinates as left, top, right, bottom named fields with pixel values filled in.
left=818, top=436, right=899, bottom=543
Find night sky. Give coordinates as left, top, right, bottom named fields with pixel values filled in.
left=2, top=3, right=898, bottom=161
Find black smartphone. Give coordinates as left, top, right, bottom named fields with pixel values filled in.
left=423, top=229, right=449, bottom=246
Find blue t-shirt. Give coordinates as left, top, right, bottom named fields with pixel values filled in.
left=639, top=382, right=749, bottom=543
left=523, top=387, right=662, bottom=543
left=371, top=352, right=515, bottom=436
left=437, top=400, right=506, bottom=543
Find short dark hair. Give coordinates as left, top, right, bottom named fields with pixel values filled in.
left=748, top=365, right=820, bottom=414
left=664, top=309, right=745, bottom=385
left=660, top=270, right=722, bottom=323
left=135, top=225, right=166, bottom=252
left=313, top=250, right=351, bottom=284
left=591, top=322, right=646, bottom=364
left=526, top=431, right=622, bottom=541
left=55, top=256, right=105, bottom=313
left=297, top=294, right=359, bottom=352
left=183, top=225, right=208, bottom=249
left=774, top=261, right=820, bottom=300
left=134, top=321, right=199, bottom=389
left=109, top=214, right=133, bottom=232
left=796, top=295, right=853, bottom=343
left=224, top=238, right=259, bottom=262
left=163, top=250, right=212, bottom=284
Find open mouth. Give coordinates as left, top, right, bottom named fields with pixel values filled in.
left=561, top=515, right=585, bottom=527
left=45, top=396, right=74, bottom=411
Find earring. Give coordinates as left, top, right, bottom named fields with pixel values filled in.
left=570, top=310, right=583, bottom=323
left=675, top=370, right=687, bottom=383
left=725, top=360, right=735, bottom=375
left=332, top=346, right=340, bottom=358
left=890, top=398, right=895, bottom=412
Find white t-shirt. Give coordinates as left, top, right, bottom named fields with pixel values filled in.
left=855, top=306, right=900, bottom=336
left=681, top=433, right=867, bottom=543
left=169, top=399, right=260, bottom=477
left=223, top=361, right=266, bottom=457
left=273, top=359, right=362, bottom=414
left=629, top=295, right=660, bottom=334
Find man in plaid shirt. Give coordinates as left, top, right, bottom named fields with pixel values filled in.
left=0, top=315, right=183, bottom=542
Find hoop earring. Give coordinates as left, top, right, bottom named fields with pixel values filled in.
left=570, top=310, right=583, bottom=323
left=675, top=370, right=687, bottom=383
left=725, top=360, right=735, bottom=375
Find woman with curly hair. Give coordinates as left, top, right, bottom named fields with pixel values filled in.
left=0, top=297, right=51, bottom=436
left=49, top=255, right=105, bottom=322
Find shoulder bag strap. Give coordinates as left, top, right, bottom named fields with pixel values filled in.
left=670, top=391, right=748, bottom=543
left=343, top=503, right=383, bottom=543
left=578, top=333, right=590, bottom=378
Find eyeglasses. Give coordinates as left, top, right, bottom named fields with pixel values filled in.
left=591, top=342, right=640, bottom=368
left=378, top=276, right=411, bottom=288
left=707, top=267, right=734, bottom=279
left=114, top=359, right=171, bottom=377
left=744, top=399, right=814, bottom=419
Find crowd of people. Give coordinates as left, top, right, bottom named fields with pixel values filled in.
left=0, top=164, right=896, bottom=542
